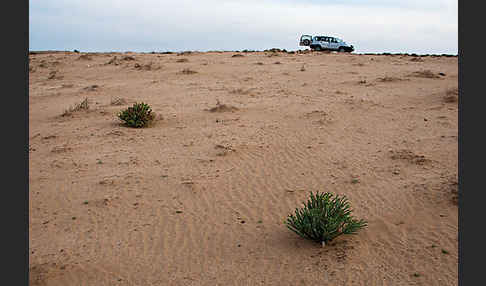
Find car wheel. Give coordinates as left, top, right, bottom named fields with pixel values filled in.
left=315, top=46, right=321, bottom=51
left=338, top=47, right=345, bottom=52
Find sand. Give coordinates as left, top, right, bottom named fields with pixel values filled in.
left=29, top=50, right=458, bottom=285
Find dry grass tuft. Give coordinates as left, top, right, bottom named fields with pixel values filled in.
left=390, top=149, right=430, bottom=165
left=47, top=71, right=57, bottom=80
left=110, top=97, right=128, bottom=106
left=134, top=62, right=158, bottom=71
left=378, top=76, right=402, bottom=82
left=230, top=88, right=256, bottom=95
left=105, top=56, right=120, bottom=65
left=83, top=85, right=99, bottom=91
left=207, top=100, right=239, bottom=113
left=62, top=98, right=89, bottom=116
left=180, top=68, right=198, bottom=74
left=122, top=56, right=136, bottom=61
left=450, top=179, right=459, bottom=205
left=410, top=57, right=424, bottom=62
left=77, top=54, right=92, bottom=61
left=47, top=70, right=63, bottom=80
left=409, top=70, right=440, bottom=79
left=214, top=144, right=236, bottom=156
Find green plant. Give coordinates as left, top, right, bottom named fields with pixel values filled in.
left=286, top=191, right=367, bottom=245
left=118, top=102, right=155, bottom=128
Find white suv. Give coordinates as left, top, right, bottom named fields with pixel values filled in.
left=299, top=35, right=354, bottom=52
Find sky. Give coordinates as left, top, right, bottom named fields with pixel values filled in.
left=29, top=0, right=458, bottom=54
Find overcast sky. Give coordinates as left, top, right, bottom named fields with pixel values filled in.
left=29, top=0, right=458, bottom=54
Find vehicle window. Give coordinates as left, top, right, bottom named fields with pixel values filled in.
left=331, top=38, right=337, bottom=43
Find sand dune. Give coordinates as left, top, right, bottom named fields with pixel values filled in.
left=29, top=50, right=458, bottom=285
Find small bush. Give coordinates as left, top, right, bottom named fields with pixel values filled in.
left=117, top=102, right=155, bottom=128
left=110, top=97, right=127, bottom=106
left=286, top=191, right=367, bottom=245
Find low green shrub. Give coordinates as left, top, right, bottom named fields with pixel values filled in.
left=117, top=102, right=155, bottom=128
left=286, top=191, right=367, bottom=245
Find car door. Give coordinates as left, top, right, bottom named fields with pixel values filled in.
left=313, top=37, right=321, bottom=49
left=329, top=37, right=339, bottom=50
left=319, top=37, right=330, bottom=50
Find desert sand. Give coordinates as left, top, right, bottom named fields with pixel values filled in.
left=29, top=50, right=458, bottom=285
